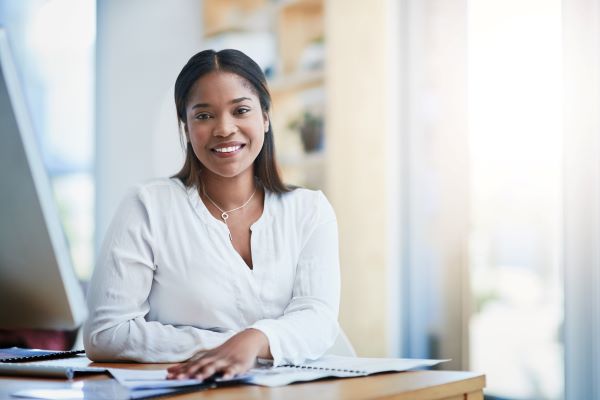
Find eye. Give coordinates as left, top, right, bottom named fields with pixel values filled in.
left=235, top=107, right=251, bottom=115
left=194, top=112, right=212, bottom=121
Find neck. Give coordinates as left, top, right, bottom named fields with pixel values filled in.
left=201, top=171, right=257, bottom=210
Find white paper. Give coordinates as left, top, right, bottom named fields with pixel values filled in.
left=103, top=356, right=448, bottom=390
left=108, top=368, right=205, bottom=390
left=245, top=356, right=449, bottom=387
left=301, top=355, right=446, bottom=374
left=11, top=389, right=85, bottom=399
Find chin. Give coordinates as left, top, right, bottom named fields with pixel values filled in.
left=205, top=165, right=253, bottom=180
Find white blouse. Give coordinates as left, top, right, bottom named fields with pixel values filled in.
left=83, top=178, right=340, bottom=366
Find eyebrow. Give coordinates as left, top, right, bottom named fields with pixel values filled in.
left=190, top=97, right=253, bottom=110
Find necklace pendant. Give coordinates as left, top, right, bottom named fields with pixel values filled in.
left=221, top=212, right=229, bottom=221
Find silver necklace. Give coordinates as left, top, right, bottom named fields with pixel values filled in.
left=202, top=184, right=257, bottom=241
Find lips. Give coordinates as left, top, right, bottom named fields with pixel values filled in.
left=211, top=142, right=246, bottom=156
left=214, top=145, right=243, bottom=153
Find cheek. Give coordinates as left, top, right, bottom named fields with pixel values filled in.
left=248, top=120, right=266, bottom=145
left=187, top=124, right=209, bottom=143
left=251, top=131, right=266, bottom=153
left=186, top=126, right=211, bottom=157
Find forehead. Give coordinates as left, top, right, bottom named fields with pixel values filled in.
left=188, top=71, right=258, bottom=103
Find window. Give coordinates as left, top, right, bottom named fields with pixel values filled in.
left=402, top=1, right=564, bottom=398
left=0, top=0, right=96, bottom=279
left=468, top=1, right=563, bottom=398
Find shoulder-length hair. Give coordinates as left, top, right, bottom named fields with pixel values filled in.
left=172, top=49, right=290, bottom=194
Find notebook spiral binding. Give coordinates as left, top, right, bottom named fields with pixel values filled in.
left=0, top=349, right=85, bottom=363
left=280, top=364, right=366, bottom=375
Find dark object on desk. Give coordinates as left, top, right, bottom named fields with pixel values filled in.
left=0, top=328, right=78, bottom=351
left=0, top=347, right=84, bottom=362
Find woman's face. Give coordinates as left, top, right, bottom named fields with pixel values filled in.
left=184, top=71, right=269, bottom=181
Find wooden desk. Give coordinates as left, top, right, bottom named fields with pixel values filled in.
left=0, top=361, right=485, bottom=400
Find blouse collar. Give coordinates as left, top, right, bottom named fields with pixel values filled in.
left=174, top=178, right=271, bottom=231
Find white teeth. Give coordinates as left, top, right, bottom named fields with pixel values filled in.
left=214, top=145, right=242, bottom=153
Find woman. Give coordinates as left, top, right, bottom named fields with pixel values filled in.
left=83, top=49, right=340, bottom=380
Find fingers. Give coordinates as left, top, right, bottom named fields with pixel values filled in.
left=166, top=350, right=208, bottom=376
left=167, top=331, right=262, bottom=380
left=220, top=365, right=240, bottom=380
left=167, top=356, right=246, bottom=381
left=190, top=358, right=225, bottom=380
left=167, top=356, right=216, bottom=379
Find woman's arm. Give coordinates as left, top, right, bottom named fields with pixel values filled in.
left=83, top=187, right=235, bottom=363
left=250, top=206, right=341, bottom=366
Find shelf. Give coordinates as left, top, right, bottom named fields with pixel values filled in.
left=203, top=0, right=323, bottom=38
left=269, top=69, right=324, bottom=96
left=276, top=0, right=324, bottom=12
left=276, top=0, right=324, bottom=75
left=203, top=0, right=272, bottom=38
left=279, top=151, right=325, bottom=168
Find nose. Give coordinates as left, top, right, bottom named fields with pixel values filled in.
left=213, top=114, right=237, bottom=137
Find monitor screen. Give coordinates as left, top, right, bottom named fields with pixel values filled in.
left=0, top=29, right=87, bottom=330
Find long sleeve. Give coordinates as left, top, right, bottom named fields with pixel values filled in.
left=251, top=192, right=341, bottom=366
left=83, top=187, right=234, bottom=362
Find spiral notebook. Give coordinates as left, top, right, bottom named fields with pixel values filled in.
left=245, top=355, right=448, bottom=387
left=0, top=347, right=85, bottom=363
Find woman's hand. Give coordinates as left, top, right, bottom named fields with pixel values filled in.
left=166, top=328, right=271, bottom=380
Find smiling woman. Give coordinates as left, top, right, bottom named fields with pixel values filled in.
left=83, top=49, right=341, bottom=382
left=173, top=49, right=289, bottom=196
left=184, top=72, right=268, bottom=182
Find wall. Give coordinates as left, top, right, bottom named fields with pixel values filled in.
left=326, top=0, right=402, bottom=357
left=95, top=0, right=202, bottom=246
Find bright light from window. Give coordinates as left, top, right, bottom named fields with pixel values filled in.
left=28, top=0, right=95, bottom=53
left=5, top=0, right=97, bottom=280
left=468, top=0, right=563, bottom=399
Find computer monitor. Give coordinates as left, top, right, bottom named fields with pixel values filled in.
left=0, top=29, right=87, bottom=330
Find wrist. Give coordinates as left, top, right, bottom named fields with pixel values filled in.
left=245, top=328, right=272, bottom=359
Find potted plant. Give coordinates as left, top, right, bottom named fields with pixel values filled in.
left=288, top=111, right=324, bottom=153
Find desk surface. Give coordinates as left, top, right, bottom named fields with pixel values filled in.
left=0, top=360, right=485, bottom=400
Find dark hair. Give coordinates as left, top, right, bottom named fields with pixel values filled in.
left=172, top=49, right=290, bottom=193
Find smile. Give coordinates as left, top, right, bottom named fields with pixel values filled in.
left=213, top=144, right=244, bottom=153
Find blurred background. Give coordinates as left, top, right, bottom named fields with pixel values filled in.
left=1, top=0, right=599, bottom=399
